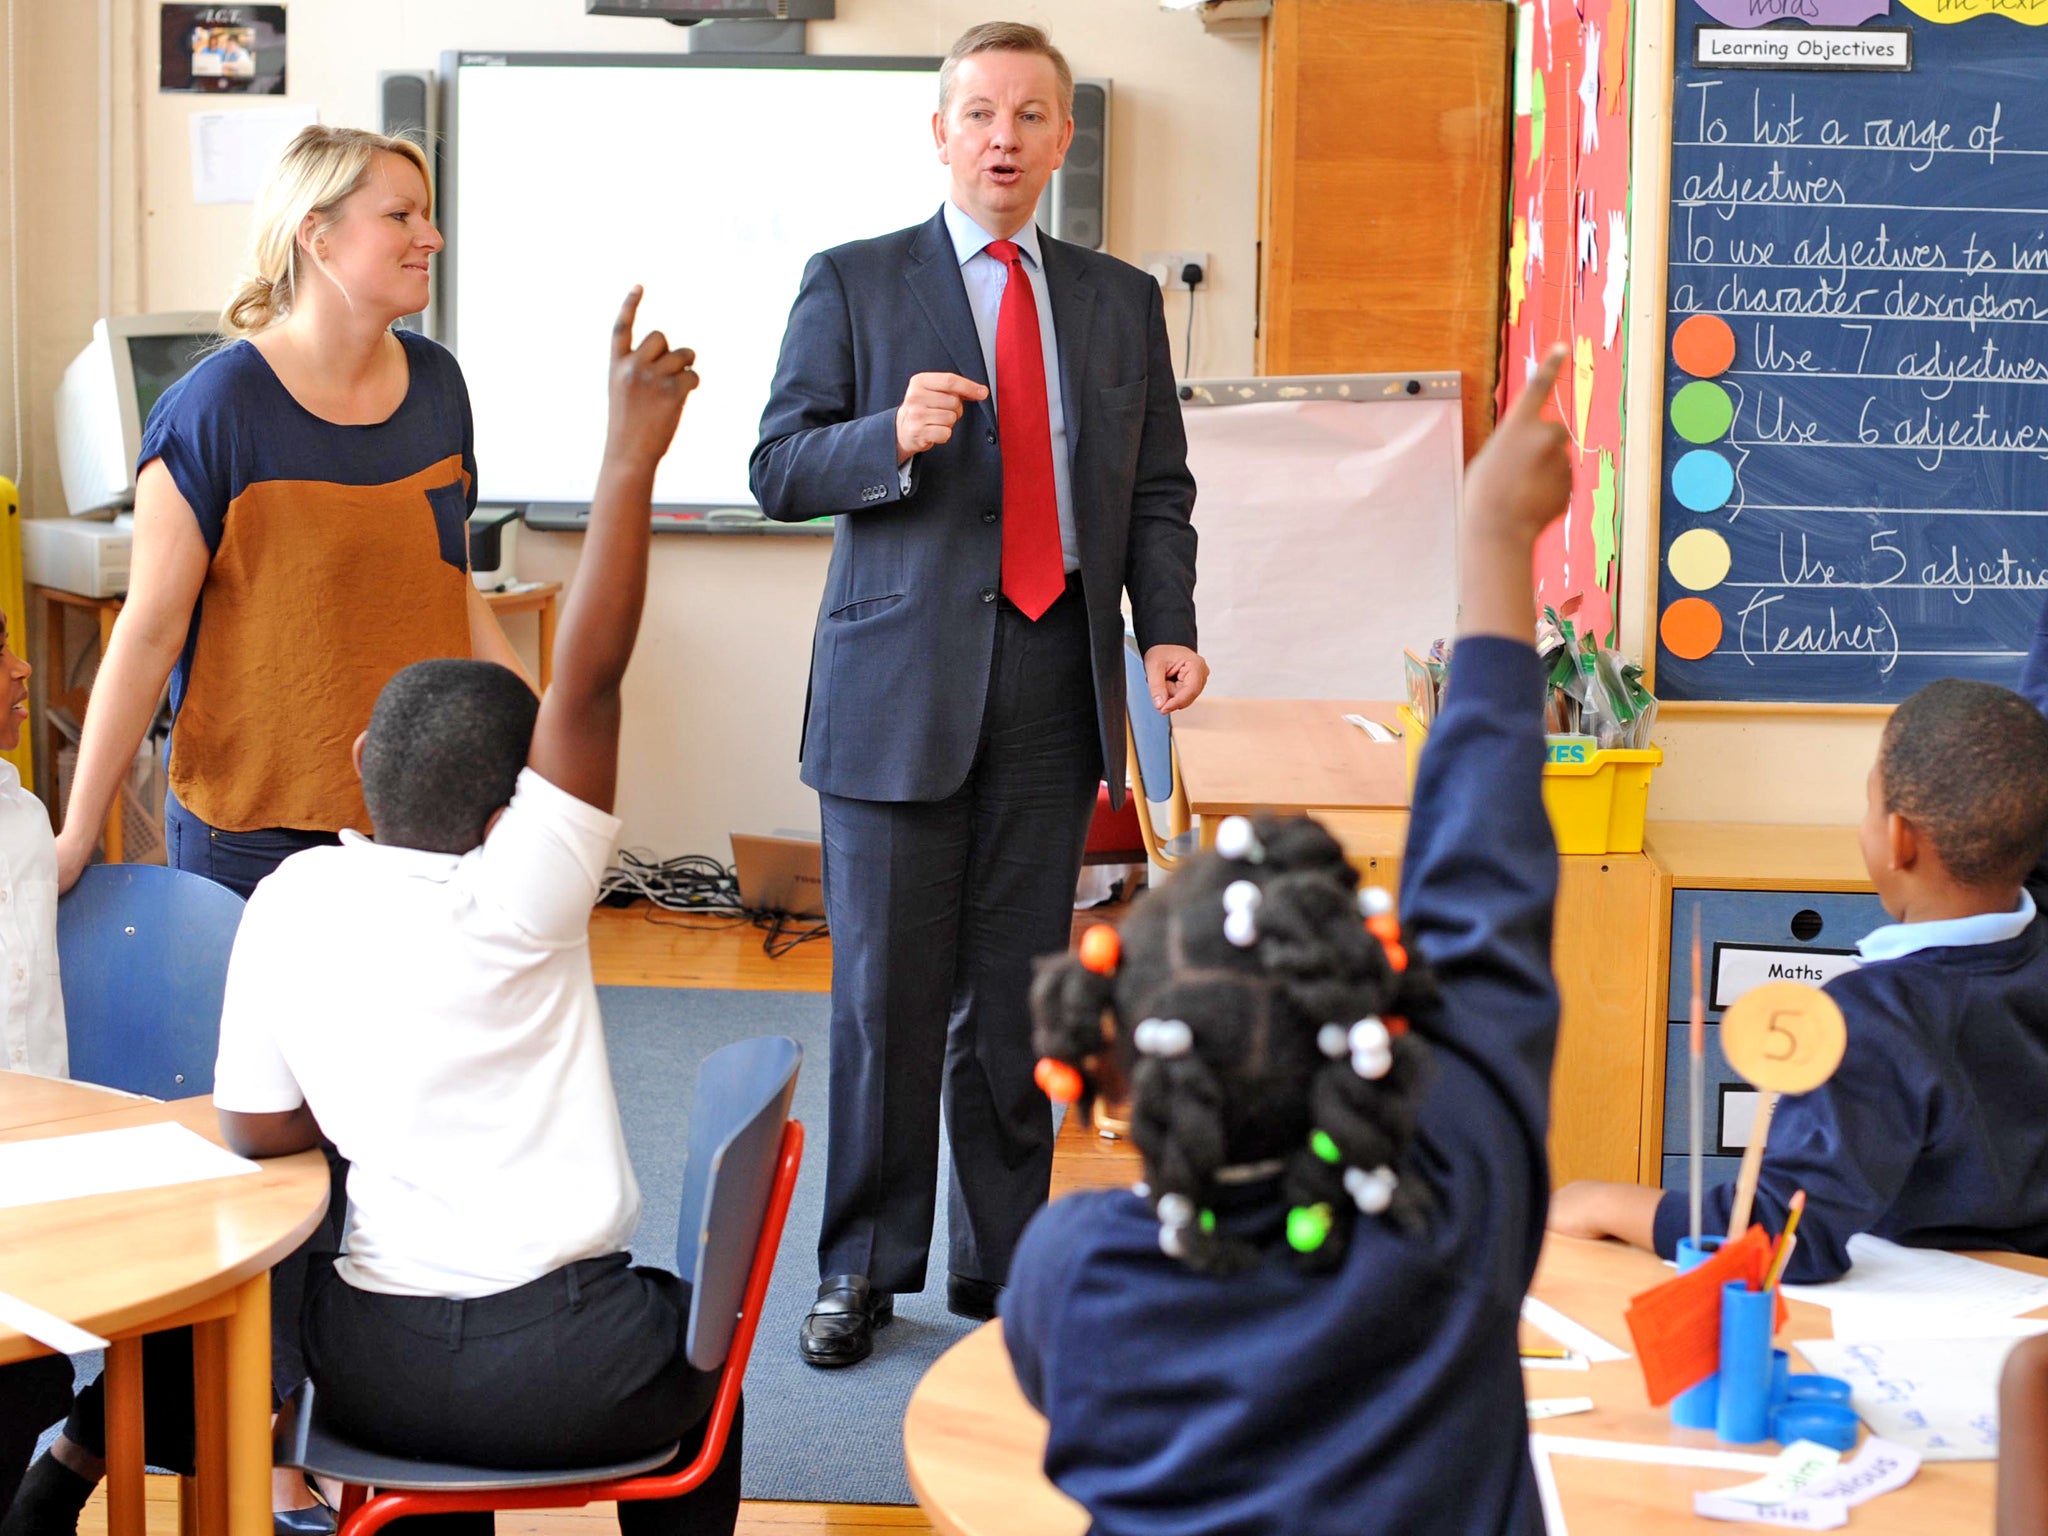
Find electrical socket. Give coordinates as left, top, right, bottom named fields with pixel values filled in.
left=1142, top=250, right=1209, bottom=291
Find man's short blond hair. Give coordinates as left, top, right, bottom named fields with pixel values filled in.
left=938, top=21, right=1074, bottom=121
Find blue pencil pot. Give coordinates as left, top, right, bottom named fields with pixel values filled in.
left=1770, top=1348, right=1790, bottom=1405
left=1670, top=1236, right=1723, bottom=1429
left=1715, top=1282, right=1776, bottom=1444
left=1772, top=1400, right=1860, bottom=1452
left=1783, top=1374, right=1851, bottom=1406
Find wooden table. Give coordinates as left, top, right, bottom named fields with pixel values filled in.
left=0, top=1076, right=331, bottom=1536
left=1170, top=697, right=1409, bottom=842
left=903, top=1234, right=2048, bottom=1536
left=480, top=581, right=561, bottom=692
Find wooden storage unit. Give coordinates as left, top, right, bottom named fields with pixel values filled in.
left=1316, top=811, right=1658, bottom=1188
left=1259, top=0, right=1514, bottom=457
left=1638, top=824, right=1884, bottom=1186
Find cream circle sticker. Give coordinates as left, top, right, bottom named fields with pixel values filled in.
left=1672, top=380, right=1736, bottom=444
left=1720, top=981, right=1848, bottom=1094
left=1672, top=450, right=1735, bottom=512
left=1668, top=528, right=1733, bottom=592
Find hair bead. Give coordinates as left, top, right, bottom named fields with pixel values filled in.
left=1034, top=1056, right=1084, bottom=1104
left=1317, top=1023, right=1349, bottom=1059
left=1286, top=1202, right=1334, bottom=1253
left=1383, top=940, right=1409, bottom=973
left=1365, top=913, right=1402, bottom=945
left=1133, top=1017, right=1194, bottom=1058
left=1215, top=816, right=1265, bottom=862
left=1344, top=1165, right=1398, bottom=1215
left=1310, top=1129, right=1343, bottom=1164
left=1078, top=923, right=1122, bottom=975
left=1357, top=885, right=1395, bottom=919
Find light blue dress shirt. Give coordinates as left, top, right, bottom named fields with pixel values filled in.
left=938, top=200, right=1079, bottom=573
left=1855, top=888, right=2038, bottom=962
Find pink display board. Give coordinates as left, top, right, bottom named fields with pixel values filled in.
left=1501, top=0, right=1634, bottom=643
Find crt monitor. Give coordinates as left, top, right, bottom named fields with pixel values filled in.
left=54, top=313, right=219, bottom=517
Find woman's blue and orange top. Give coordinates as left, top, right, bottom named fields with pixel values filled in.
left=140, top=328, right=477, bottom=835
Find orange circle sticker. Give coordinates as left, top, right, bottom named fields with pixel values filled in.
left=1659, top=597, right=1724, bottom=661
left=1720, top=981, right=1847, bottom=1093
left=1673, top=315, right=1737, bottom=379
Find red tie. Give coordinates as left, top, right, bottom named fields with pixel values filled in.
left=986, top=239, right=1065, bottom=621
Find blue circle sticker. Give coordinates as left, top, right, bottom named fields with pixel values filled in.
left=1672, top=450, right=1734, bottom=513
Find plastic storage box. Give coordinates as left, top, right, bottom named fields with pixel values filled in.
left=1397, top=704, right=1661, bottom=855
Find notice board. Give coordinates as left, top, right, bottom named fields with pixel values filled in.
left=1649, top=0, right=2048, bottom=703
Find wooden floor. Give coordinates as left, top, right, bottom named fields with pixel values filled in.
left=89, top=902, right=1139, bottom=1536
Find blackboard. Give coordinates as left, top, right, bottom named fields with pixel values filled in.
left=1651, top=2, right=2048, bottom=703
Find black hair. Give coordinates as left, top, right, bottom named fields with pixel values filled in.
left=359, top=659, right=537, bottom=854
left=1031, top=814, right=1438, bottom=1275
left=1881, top=678, right=2048, bottom=890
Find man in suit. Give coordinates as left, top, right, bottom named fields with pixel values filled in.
left=752, top=21, right=1206, bottom=1369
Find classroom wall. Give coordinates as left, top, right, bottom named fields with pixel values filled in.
left=9, top=0, right=1263, bottom=860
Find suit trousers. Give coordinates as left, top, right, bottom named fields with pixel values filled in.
left=816, top=575, right=1102, bottom=1293
left=303, top=1253, right=740, bottom=1536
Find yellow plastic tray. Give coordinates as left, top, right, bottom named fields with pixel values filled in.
left=1397, top=704, right=1661, bottom=856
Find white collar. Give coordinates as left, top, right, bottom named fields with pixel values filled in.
left=1856, top=889, right=2038, bottom=962
left=943, top=199, right=1044, bottom=270
left=339, top=827, right=465, bottom=878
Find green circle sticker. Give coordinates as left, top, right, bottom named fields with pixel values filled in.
left=1671, top=380, right=1736, bottom=444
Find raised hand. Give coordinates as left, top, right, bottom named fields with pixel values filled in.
left=606, top=285, right=699, bottom=470
left=1464, top=345, right=1573, bottom=549
left=895, top=371, right=989, bottom=463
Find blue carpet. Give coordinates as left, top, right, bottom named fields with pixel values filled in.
left=601, top=984, right=982, bottom=1507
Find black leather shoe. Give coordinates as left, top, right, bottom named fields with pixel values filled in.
left=799, top=1274, right=894, bottom=1368
left=947, top=1272, right=1005, bottom=1322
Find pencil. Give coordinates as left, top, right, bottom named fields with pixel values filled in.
left=1519, top=1344, right=1572, bottom=1360
left=1762, top=1189, right=1807, bottom=1292
left=1689, top=904, right=1704, bottom=1250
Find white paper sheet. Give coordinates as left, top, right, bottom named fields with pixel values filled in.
left=1794, top=1336, right=2020, bottom=1461
left=0, top=1122, right=260, bottom=1210
left=190, top=104, right=318, bottom=204
left=1178, top=394, right=1462, bottom=700
left=0, top=1289, right=108, bottom=1353
left=1706, top=1441, right=1842, bottom=1505
left=1526, top=1397, right=1596, bottom=1420
left=1521, top=1295, right=1632, bottom=1362
left=1824, top=1302, right=2048, bottom=1344
left=1781, top=1235, right=2048, bottom=1329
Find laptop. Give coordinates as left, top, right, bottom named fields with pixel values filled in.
left=729, top=832, right=826, bottom=920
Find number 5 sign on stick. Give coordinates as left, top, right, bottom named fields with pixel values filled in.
left=1719, top=981, right=1848, bottom=1239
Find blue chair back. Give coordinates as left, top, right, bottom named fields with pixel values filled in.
left=1123, top=636, right=1175, bottom=805
left=59, top=864, right=246, bottom=1099
left=673, top=1035, right=802, bottom=1372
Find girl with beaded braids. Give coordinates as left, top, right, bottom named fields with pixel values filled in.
left=1000, top=347, right=1576, bottom=1536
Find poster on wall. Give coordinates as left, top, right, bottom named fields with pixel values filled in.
left=160, top=5, right=287, bottom=95
left=1501, top=0, right=1632, bottom=643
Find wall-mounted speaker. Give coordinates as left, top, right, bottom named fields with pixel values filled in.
left=1044, top=78, right=1110, bottom=251
left=378, top=70, right=439, bottom=334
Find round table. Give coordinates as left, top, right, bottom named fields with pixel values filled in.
left=903, top=1320, right=1087, bottom=1536
left=0, top=1074, right=331, bottom=1536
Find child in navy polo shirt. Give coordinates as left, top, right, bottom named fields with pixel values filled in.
left=1550, top=677, right=2048, bottom=1282
left=1001, top=350, right=1573, bottom=1536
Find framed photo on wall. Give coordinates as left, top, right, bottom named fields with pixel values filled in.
left=160, top=5, right=286, bottom=94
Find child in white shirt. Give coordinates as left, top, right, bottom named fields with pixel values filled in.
left=0, top=606, right=63, bottom=1078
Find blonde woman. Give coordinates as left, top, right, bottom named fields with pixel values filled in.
left=55, top=124, right=524, bottom=901
left=19, top=126, right=519, bottom=1536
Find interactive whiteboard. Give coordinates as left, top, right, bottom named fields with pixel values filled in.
left=443, top=52, right=945, bottom=508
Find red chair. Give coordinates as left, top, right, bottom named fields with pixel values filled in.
left=279, top=1037, right=805, bottom=1536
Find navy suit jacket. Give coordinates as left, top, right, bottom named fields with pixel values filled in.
left=750, top=208, right=1198, bottom=806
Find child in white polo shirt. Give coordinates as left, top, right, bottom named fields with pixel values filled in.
left=0, top=606, right=62, bottom=1079
left=0, top=606, right=79, bottom=1526
left=205, top=291, right=722, bottom=1535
